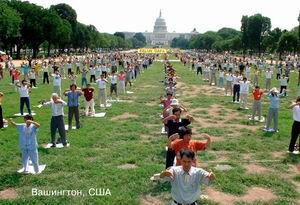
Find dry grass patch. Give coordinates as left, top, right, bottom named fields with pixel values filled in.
left=111, top=112, right=138, bottom=121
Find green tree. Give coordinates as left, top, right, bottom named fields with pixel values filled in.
left=217, top=27, right=241, bottom=40
left=0, top=1, right=22, bottom=56
left=114, top=32, right=125, bottom=40
left=9, top=1, right=47, bottom=58
left=171, top=37, right=189, bottom=49
left=277, top=31, right=299, bottom=59
left=246, top=14, right=271, bottom=56
left=240, top=15, right=248, bottom=56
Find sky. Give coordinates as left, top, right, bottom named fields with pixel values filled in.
left=26, top=0, right=300, bottom=34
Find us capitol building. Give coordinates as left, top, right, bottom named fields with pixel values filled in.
left=123, top=10, right=198, bottom=46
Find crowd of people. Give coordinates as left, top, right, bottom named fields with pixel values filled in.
left=0, top=50, right=300, bottom=205
left=178, top=51, right=300, bottom=150
left=0, top=51, right=154, bottom=174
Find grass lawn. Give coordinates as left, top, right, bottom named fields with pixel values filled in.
left=0, top=55, right=300, bottom=205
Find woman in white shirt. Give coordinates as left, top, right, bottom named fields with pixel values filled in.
left=225, top=72, right=233, bottom=96
left=279, top=74, right=288, bottom=96
left=17, top=80, right=32, bottom=115
left=288, top=97, right=300, bottom=153
left=218, top=69, right=225, bottom=89
left=239, top=77, right=250, bottom=109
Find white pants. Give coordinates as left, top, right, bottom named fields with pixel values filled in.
left=85, top=99, right=95, bottom=116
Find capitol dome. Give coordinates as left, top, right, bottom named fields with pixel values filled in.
left=153, top=10, right=167, bottom=33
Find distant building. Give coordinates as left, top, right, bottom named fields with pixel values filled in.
left=123, top=10, right=198, bottom=46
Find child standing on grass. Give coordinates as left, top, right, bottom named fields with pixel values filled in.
left=16, top=80, right=32, bottom=116
left=118, top=71, right=126, bottom=94
left=8, top=115, right=41, bottom=174
left=251, top=86, right=263, bottom=121
left=82, top=84, right=95, bottom=116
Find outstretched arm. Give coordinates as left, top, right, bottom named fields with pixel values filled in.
left=8, top=118, right=17, bottom=127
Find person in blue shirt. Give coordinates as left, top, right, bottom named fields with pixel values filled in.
left=64, top=84, right=83, bottom=130
left=160, top=149, right=215, bottom=205
left=264, top=87, right=286, bottom=132
left=8, top=115, right=41, bottom=174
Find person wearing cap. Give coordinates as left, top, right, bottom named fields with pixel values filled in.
left=288, top=96, right=300, bottom=154
left=163, top=99, right=187, bottom=118
left=42, top=93, right=68, bottom=147
left=64, top=84, right=83, bottom=130
left=8, top=115, right=41, bottom=173
left=160, top=149, right=215, bottom=205
left=264, top=87, right=285, bottom=132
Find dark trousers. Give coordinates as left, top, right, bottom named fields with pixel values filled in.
left=0, top=105, right=3, bottom=129
left=289, top=121, right=300, bottom=152
left=233, top=84, right=240, bottom=102
left=43, top=72, right=49, bottom=84
left=197, top=67, right=202, bottom=75
left=51, top=115, right=67, bottom=145
left=68, top=106, right=80, bottom=129
left=68, top=68, right=72, bottom=75
left=20, top=97, right=31, bottom=115
left=280, top=86, right=287, bottom=94
left=276, top=74, right=281, bottom=80
left=166, top=148, right=176, bottom=169
left=90, top=75, right=96, bottom=83
left=30, top=79, right=36, bottom=87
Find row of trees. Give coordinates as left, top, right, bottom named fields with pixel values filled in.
left=0, top=0, right=147, bottom=59
left=171, top=13, right=300, bottom=58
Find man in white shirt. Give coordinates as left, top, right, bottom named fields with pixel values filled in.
left=96, top=74, right=108, bottom=108
left=265, top=68, right=273, bottom=91
left=109, top=71, right=118, bottom=99
left=288, top=97, right=300, bottom=154
left=239, top=77, right=250, bottom=109
left=232, top=72, right=242, bottom=103
left=42, top=93, right=68, bottom=147
left=160, top=150, right=215, bottom=205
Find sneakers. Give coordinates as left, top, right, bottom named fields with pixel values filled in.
left=50, top=144, right=56, bottom=148
left=287, top=151, right=300, bottom=155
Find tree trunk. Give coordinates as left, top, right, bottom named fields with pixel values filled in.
left=32, top=47, right=37, bottom=59
left=47, top=43, right=51, bottom=57
left=9, top=45, right=13, bottom=57
left=16, top=45, right=21, bottom=59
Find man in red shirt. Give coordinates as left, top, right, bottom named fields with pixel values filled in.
left=168, top=127, right=211, bottom=167
left=251, top=85, right=264, bottom=121
left=82, top=84, right=95, bottom=116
